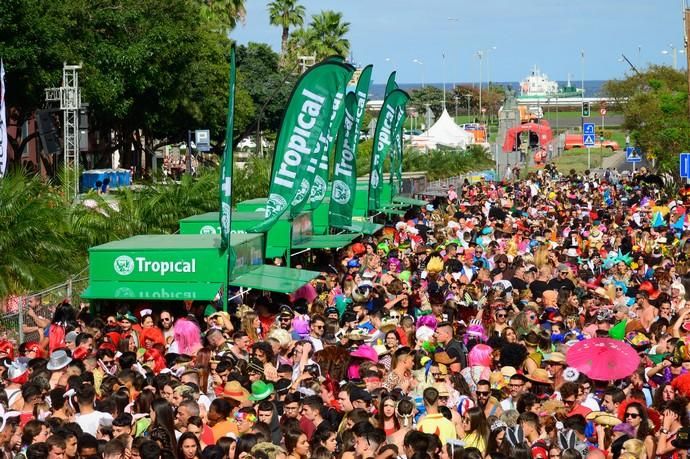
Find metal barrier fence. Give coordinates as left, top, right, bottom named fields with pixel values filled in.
left=1, top=271, right=89, bottom=345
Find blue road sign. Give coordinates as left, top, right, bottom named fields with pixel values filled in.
left=626, top=147, right=641, bottom=163
left=681, top=153, right=690, bottom=178
left=583, top=123, right=595, bottom=147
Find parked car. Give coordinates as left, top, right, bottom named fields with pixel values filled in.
left=564, top=134, right=620, bottom=151
left=237, top=137, right=269, bottom=151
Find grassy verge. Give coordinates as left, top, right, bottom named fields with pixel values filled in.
left=551, top=147, right=617, bottom=172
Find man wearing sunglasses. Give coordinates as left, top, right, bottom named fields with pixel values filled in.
left=159, top=310, right=174, bottom=346
left=307, top=315, right=326, bottom=352
left=475, top=379, right=502, bottom=418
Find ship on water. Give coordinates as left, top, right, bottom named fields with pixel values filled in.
left=517, top=65, right=584, bottom=100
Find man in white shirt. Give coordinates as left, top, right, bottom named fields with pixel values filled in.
left=307, top=315, right=326, bottom=352
left=75, top=384, right=113, bottom=436
left=500, top=374, right=527, bottom=412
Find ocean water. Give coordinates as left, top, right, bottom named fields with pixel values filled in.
left=369, top=80, right=607, bottom=99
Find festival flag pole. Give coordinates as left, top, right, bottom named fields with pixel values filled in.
left=0, top=60, right=8, bottom=178
left=219, top=46, right=237, bottom=312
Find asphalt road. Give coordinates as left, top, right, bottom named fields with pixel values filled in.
left=542, top=114, right=625, bottom=129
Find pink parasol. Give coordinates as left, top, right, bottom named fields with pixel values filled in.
left=565, top=337, right=640, bottom=381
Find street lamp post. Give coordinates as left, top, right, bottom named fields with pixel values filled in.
left=580, top=49, right=585, bottom=97
left=465, top=94, right=472, bottom=120
left=662, top=44, right=685, bottom=69
left=413, top=59, right=425, bottom=88
left=477, top=50, right=483, bottom=122
left=454, top=95, right=460, bottom=119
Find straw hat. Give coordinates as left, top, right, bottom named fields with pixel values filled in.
left=586, top=411, right=622, bottom=427
left=346, top=329, right=369, bottom=341
left=379, top=317, right=398, bottom=333
left=434, top=351, right=457, bottom=365
left=433, top=382, right=450, bottom=397
left=526, top=368, right=553, bottom=385
left=221, top=381, right=250, bottom=405
left=543, top=352, right=566, bottom=365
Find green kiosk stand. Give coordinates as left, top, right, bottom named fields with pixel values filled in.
left=235, top=198, right=332, bottom=236
left=179, top=211, right=361, bottom=267
left=178, top=212, right=291, bottom=260
left=81, top=234, right=320, bottom=306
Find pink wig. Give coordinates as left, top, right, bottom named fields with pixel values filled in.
left=467, top=343, right=493, bottom=368
left=292, top=315, right=310, bottom=338
left=416, top=314, right=437, bottom=331
left=173, top=318, right=201, bottom=355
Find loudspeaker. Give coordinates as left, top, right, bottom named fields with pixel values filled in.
left=35, top=110, right=61, bottom=156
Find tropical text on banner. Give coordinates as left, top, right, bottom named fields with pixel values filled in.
left=251, top=60, right=354, bottom=232
left=329, top=65, right=372, bottom=228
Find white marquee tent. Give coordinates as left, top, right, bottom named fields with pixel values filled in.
left=410, top=109, right=475, bottom=150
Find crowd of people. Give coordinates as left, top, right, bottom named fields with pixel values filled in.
left=3, top=167, right=690, bottom=459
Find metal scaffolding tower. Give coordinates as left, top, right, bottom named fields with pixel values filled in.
left=45, top=63, right=82, bottom=200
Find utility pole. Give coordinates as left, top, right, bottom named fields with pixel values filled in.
left=465, top=94, right=472, bottom=119
left=685, top=5, right=690, bottom=117
left=454, top=95, right=459, bottom=119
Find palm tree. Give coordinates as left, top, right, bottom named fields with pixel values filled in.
left=308, top=10, right=350, bottom=59
left=198, top=0, right=247, bottom=31
left=268, top=0, right=306, bottom=57
left=0, top=171, right=75, bottom=298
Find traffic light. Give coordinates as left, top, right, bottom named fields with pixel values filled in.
left=582, top=101, right=590, bottom=117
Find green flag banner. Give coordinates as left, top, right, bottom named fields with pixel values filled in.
left=395, top=114, right=406, bottom=194
left=252, top=60, right=354, bottom=232
left=368, top=89, right=409, bottom=212
left=220, top=45, right=238, bottom=311
left=220, top=46, right=236, bottom=251
left=330, top=65, right=372, bottom=228
left=296, top=57, right=353, bottom=212
left=390, top=111, right=407, bottom=195
left=385, top=71, right=398, bottom=97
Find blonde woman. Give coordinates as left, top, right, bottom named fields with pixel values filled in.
left=621, top=438, right=647, bottom=459
left=239, top=308, right=261, bottom=344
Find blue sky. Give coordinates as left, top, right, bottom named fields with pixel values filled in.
left=231, top=0, right=687, bottom=84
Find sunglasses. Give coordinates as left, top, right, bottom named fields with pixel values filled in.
left=497, top=314, right=506, bottom=318
left=161, top=318, right=171, bottom=322
left=625, top=412, right=640, bottom=419
left=476, top=391, right=490, bottom=397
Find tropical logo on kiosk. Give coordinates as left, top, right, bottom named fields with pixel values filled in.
left=114, top=256, right=135, bottom=276
left=113, top=255, right=197, bottom=277
left=200, top=225, right=218, bottom=235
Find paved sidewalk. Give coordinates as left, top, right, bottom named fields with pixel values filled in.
left=602, top=150, right=625, bottom=169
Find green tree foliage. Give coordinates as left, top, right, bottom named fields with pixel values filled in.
left=287, top=10, right=350, bottom=62
left=235, top=43, right=295, bottom=144
left=409, top=86, right=445, bottom=121
left=603, top=66, right=690, bottom=171
left=0, top=0, right=245, bottom=167
left=0, top=171, right=74, bottom=298
left=233, top=155, right=271, bottom=204
left=355, top=139, right=491, bottom=181
left=197, top=0, right=247, bottom=32
left=267, top=0, right=305, bottom=58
